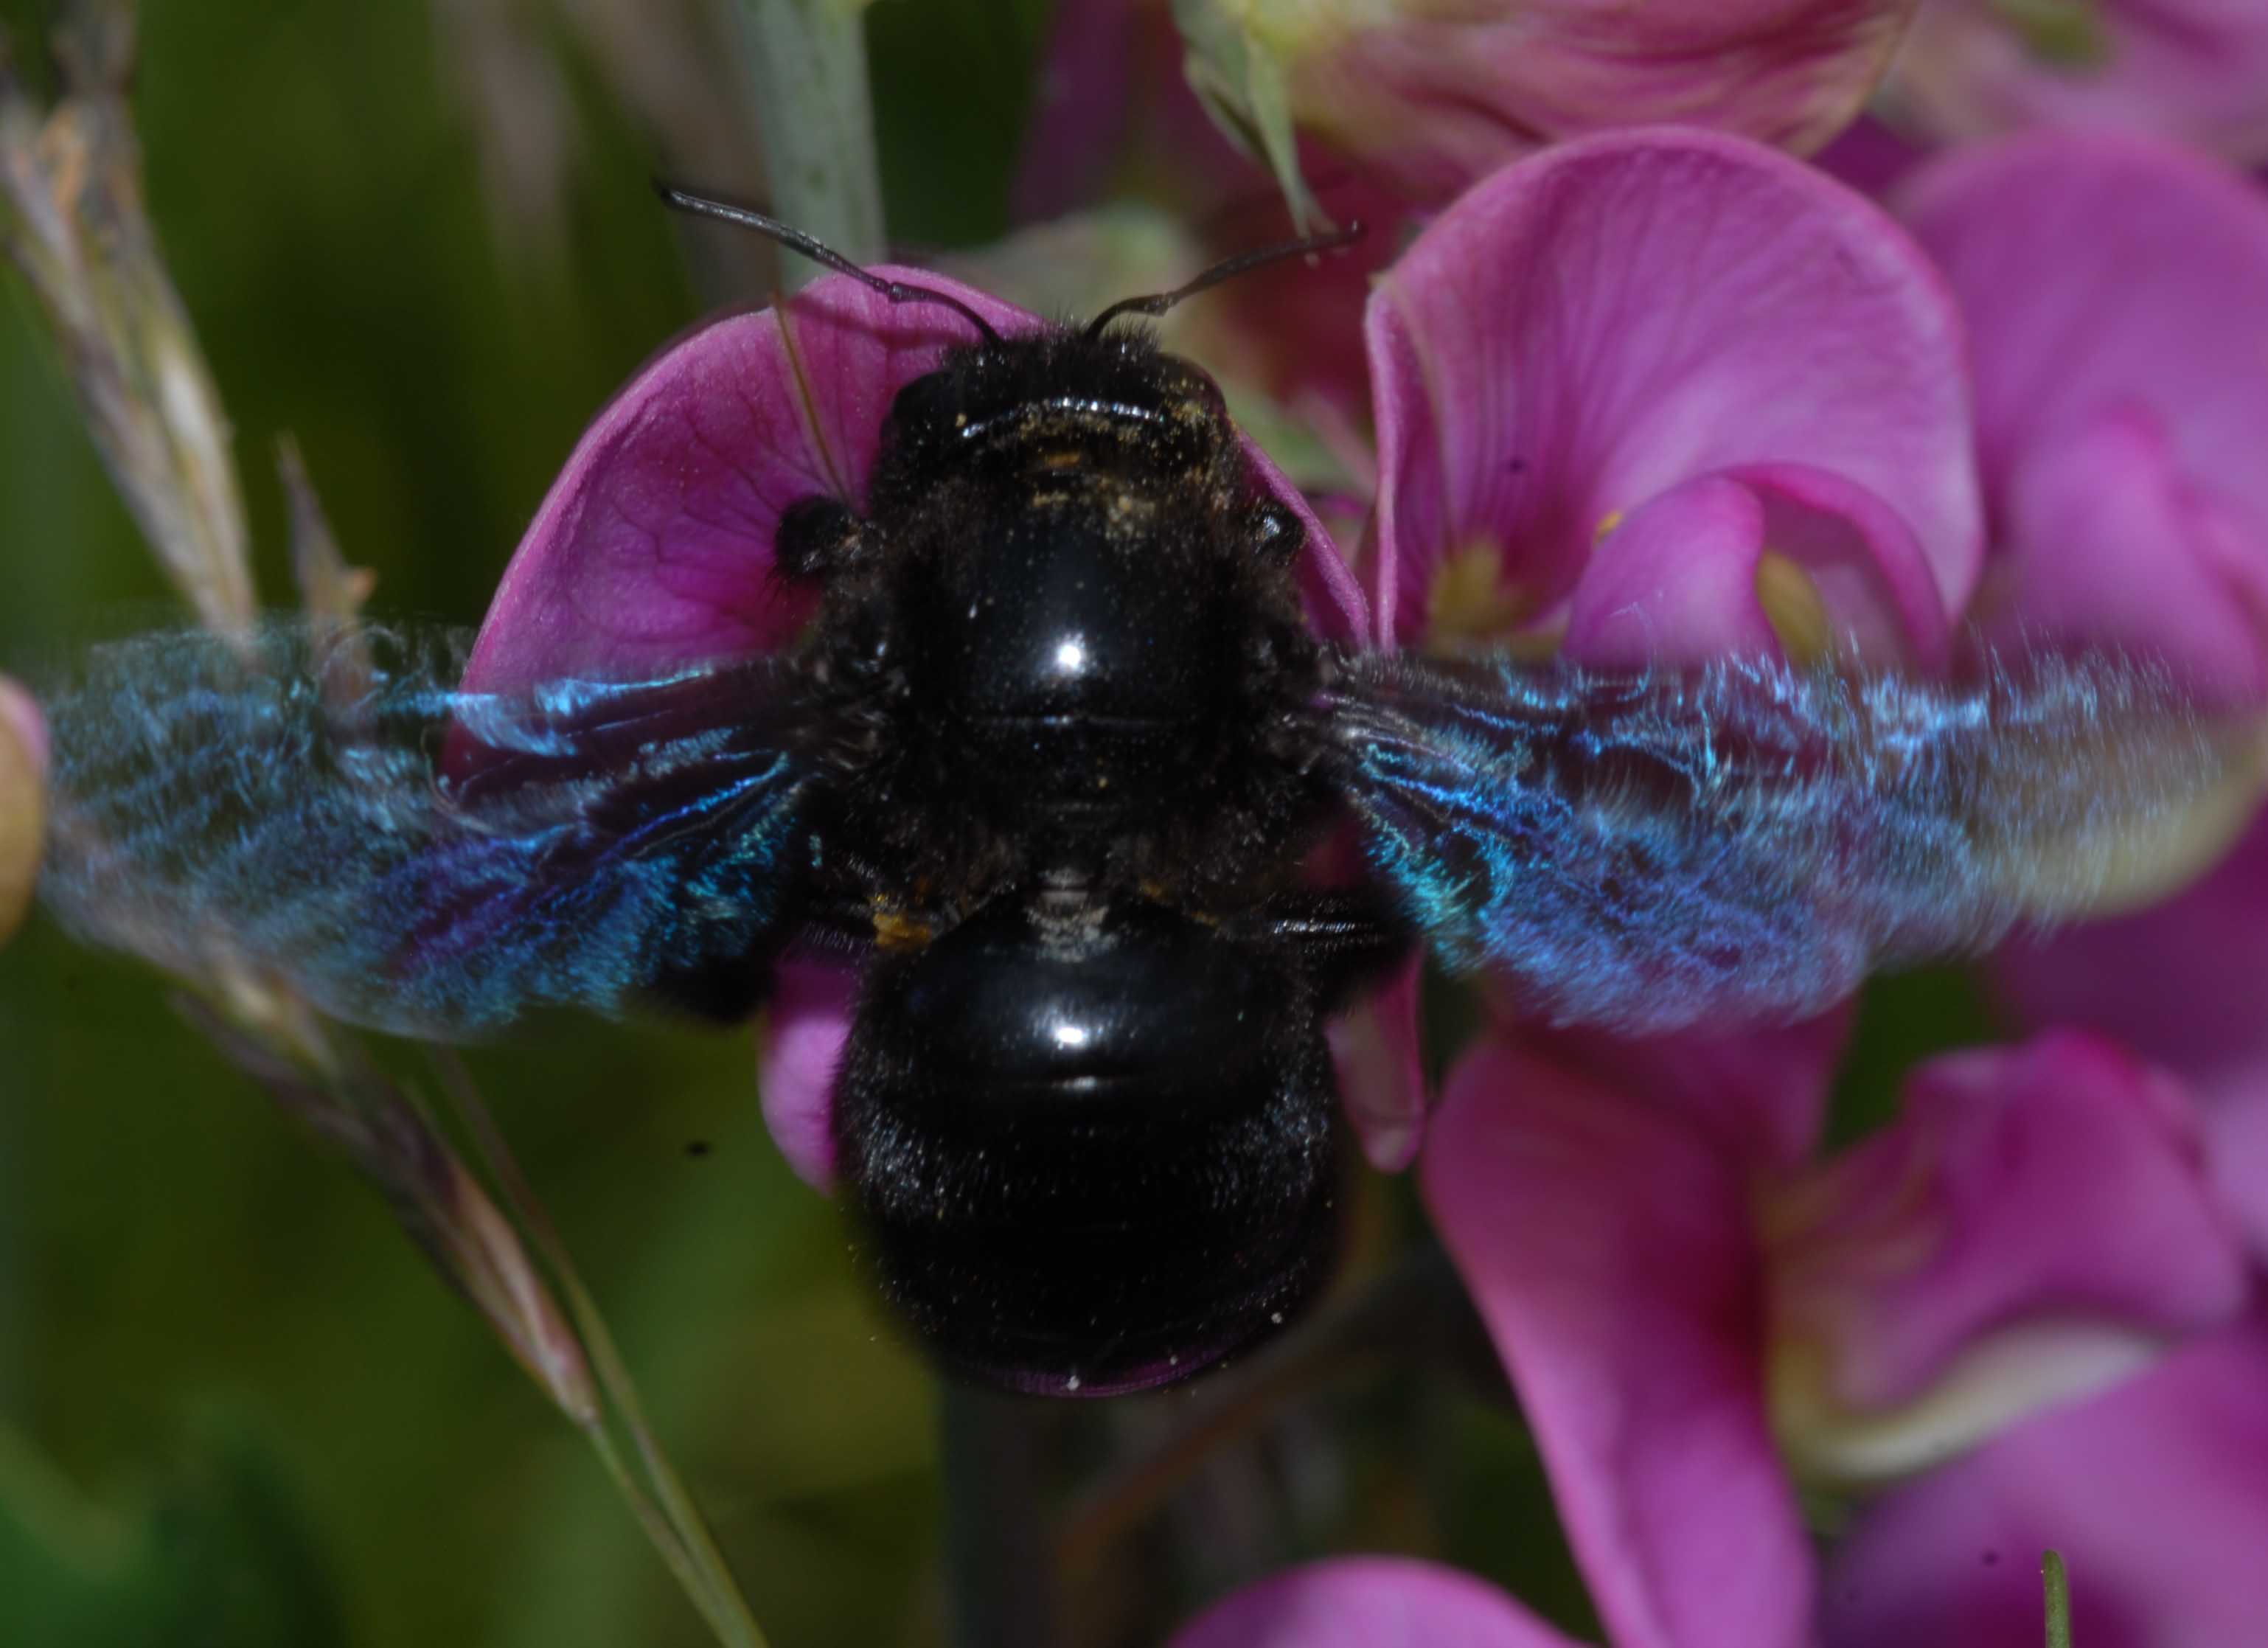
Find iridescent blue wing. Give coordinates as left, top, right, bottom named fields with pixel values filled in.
left=1326, top=649, right=2234, bottom=1032
left=40, top=621, right=821, bottom=1037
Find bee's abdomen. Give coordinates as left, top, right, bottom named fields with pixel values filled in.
left=832, top=897, right=1341, bottom=1395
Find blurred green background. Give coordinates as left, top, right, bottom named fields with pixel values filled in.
left=0, top=3, right=1994, bottom=1644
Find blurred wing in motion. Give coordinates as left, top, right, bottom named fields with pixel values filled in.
left=40, top=622, right=821, bottom=1037
left=1327, top=648, right=2243, bottom=1033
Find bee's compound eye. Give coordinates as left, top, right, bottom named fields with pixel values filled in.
left=775, top=495, right=862, bottom=579
left=1248, top=500, right=1304, bottom=566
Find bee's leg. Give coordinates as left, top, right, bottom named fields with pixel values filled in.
left=1223, top=887, right=1413, bottom=1009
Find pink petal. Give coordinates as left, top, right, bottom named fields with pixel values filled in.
left=465, top=269, right=1359, bottom=689
left=1769, top=1032, right=2249, bottom=1414
left=1368, top=129, right=1978, bottom=650
left=1562, top=466, right=1950, bottom=670
left=755, top=960, right=858, bottom=1189
left=1994, top=816, right=2268, bottom=1091
left=462, top=271, right=1030, bottom=692
left=1898, top=131, right=2268, bottom=703
left=1893, top=0, right=2268, bottom=167
left=1821, top=1319, right=2268, bottom=1648
left=1977, top=404, right=2268, bottom=706
left=1327, top=955, right=1430, bottom=1172
left=1513, top=1004, right=1854, bottom=1176
left=1422, top=1037, right=1814, bottom=1648
left=1169, top=1557, right=1583, bottom=1648
left=1993, top=816, right=2268, bottom=1259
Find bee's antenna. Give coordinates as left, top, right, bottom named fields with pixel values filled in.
left=1083, top=221, right=1366, bottom=339
left=655, top=183, right=1004, bottom=346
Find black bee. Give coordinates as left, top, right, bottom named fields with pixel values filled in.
left=35, top=195, right=2223, bottom=1396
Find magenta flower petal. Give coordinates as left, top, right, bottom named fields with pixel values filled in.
left=1982, top=404, right=2268, bottom=704
left=1897, top=130, right=2268, bottom=703
left=1820, top=1320, right=2268, bottom=1648
left=1515, top=1005, right=1852, bottom=1175
left=1422, top=1038, right=1815, bottom=1648
left=1894, top=0, right=2268, bottom=167
left=1994, top=817, right=2268, bottom=1256
left=1368, top=130, right=1978, bottom=655
left=1770, top=1032, right=2248, bottom=1416
left=1563, top=465, right=1949, bottom=669
left=462, top=271, right=1030, bottom=692
left=755, top=960, right=857, bottom=1189
left=1327, top=955, right=1429, bottom=1172
left=1169, top=1557, right=1583, bottom=1648
left=465, top=269, right=1361, bottom=690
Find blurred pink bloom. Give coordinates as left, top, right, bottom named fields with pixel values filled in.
left=1893, top=0, right=2268, bottom=167
left=1170, top=1556, right=1582, bottom=1647
left=1423, top=1028, right=2250, bottom=1648
left=462, top=267, right=1371, bottom=1178
left=1366, top=128, right=1979, bottom=671
left=1893, top=131, right=2268, bottom=1258
left=1896, top=131, right=2268, bottom=708
left=1173, top=0, right=1922, bottom=217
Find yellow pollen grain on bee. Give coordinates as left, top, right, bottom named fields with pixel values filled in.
left=872, top=906, right=933, bottom=950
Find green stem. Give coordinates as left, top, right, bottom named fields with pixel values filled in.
left=728, top=0, right=885, bottom=279
left=2042, top=1550, right=2073, bottom=1648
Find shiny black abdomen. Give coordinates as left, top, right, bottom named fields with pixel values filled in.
left=833, top=900, right=1339, bottom=1394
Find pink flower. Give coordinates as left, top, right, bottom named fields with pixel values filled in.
left=1890, top=131, right=2268, bottom=1259
left=1424, top=1028, right=2250, bottom=1648
left=1172, top=0, right=1923, bottom=218
left=1367, top=128, right=1979, bottom=671
left=463, top=266, right=1367, bottom=1184
left=1892, top=0, right=2268, bottom=167
left=1335, top=126, right=1984, bottom=1169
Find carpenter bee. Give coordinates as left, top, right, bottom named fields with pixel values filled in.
left=34, top=195, right=2229, bottom=1397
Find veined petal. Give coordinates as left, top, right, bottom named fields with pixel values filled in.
left=1169, top=1557, right=1583, bottom=1648
left=1368, top=130, right=1977, bottom=655
left=464, top=271, right=1030, bottom=692
left=1422, top=1037, right=1814, bottom=1648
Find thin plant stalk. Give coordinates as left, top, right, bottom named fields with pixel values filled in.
left=725, top=0, right=884, bottom=279
left=2042, top=1549, right=2073, bottom=1648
